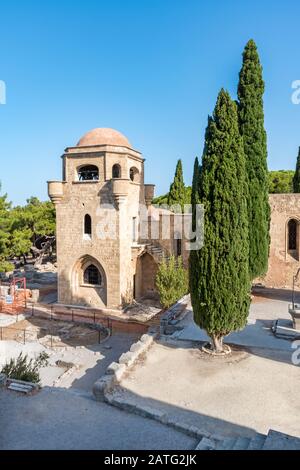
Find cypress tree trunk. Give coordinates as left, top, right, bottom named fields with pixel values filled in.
left=168, top=159, right=185, bottom=211
left=293, top=147, right=300, bottom=193
left=238, top=39, right=270, bottom=280
left=211, top=335, right=223, bottom=353
left=190, top=89, right=250, bottom=353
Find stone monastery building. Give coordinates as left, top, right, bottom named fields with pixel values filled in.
left=48, top=128, right=188, bottom=310
left=48, top=128, right=300, bottom=310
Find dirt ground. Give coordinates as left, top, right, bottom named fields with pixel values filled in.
left=1, top=317, right=107, bottom=347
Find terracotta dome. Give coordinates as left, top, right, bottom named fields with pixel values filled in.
left=77, top=128, right=131, bottom=148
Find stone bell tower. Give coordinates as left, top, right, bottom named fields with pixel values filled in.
left=48, top=128, right=154, bottom=309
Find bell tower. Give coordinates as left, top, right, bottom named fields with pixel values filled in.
left=48, top=128, right=148, bottom=309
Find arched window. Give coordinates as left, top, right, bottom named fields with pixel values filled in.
left=288, top=219, right=298, bottom=251
left=78, top=165, right=99, bottom=181
left=112, top=164, right=121, bottom=179
left=84, top=214, right=92, bottom=236
left=130, top=167, right=139, bottom=182
left=84, top=264, right=101, bottom=285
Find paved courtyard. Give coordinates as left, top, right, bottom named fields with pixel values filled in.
left=1, top=289, right=300, bottom=449
left=114, top=291, right=300, bottom=440
left=0, top=387, right=196, bottom=450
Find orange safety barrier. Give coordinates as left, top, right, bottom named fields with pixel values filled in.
left=0, top=277, right=27, bottom=315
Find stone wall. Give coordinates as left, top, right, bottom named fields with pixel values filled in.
left=53, top=143, right=147, bottom=309
left=258, top=194, right=300, bottom=288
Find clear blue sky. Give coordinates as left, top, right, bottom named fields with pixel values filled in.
left=1, top=0, right=300, bottom=205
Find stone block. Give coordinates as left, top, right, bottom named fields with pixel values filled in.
left=106, top=362, right=126, bottom=382
left=140, top=334, right=154, bottom=347
left=0, top=373, right=7, bottom=388
left=31, top=289, right=40, bottom=303
left=138, top=405, right=166, bottom=421
left=130, top=341, right=143, bottom=353
left=93, top=375, right=114, bottom=401
left=118, top=351, right=135, bottom=366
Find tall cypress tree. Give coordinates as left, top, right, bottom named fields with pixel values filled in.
left=238, top=39, right=270, bottom=280
left=293, top=147, right=300, bottom=193
left=190, top=89, right=250, bottom=352
left=168, top=159, right=185, bottom=211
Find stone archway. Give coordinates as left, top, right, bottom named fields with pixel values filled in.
left=71, top=255, right=107, bottom=307
left=135, top=252, right=158, bottom=300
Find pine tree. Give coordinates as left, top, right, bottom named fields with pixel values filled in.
left=167, top=159, right=185, bottom=211
left=238, top=39, right=270, bottom=280
left=0, top=184, right=13, bottom=272
left=293, top=147, right=300, bottom=193
left=190, top=89, right=250, bottom=352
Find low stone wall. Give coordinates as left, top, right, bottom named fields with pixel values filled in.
left=93, top=330, right=157, bottom=401
left=160, top=294, right=189, bottom=335
left=0, top=373, right=6, bottom=387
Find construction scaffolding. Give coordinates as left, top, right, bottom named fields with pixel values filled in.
left=0, top=277, right=27, bottom=315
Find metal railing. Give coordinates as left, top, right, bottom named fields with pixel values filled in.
left=0, top=303, right=112, bottom=348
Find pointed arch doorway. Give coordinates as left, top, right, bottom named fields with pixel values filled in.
left=135, top=252, right=158, bottom=300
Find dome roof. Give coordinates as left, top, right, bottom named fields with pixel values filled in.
left=77, top=128, right=131, bottom=148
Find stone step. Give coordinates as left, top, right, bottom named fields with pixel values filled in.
left=263, top=430, right=300, bottom=450
left=215, top=437, right=237, bottom=450
left=195, top=437, right=216, bottom=450
left=8, top=383, right=34, bottom=394
left=247, top=433, right=266, bottom=450
left=9, top=381, right=33, bottom=390
left=232, top=436, right=251, bottom=450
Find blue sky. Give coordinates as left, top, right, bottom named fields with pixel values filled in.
left=1, top=0, right=300, bottom=205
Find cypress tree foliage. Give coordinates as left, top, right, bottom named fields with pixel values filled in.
left=190, top=157, right=202, bottom=233
left=238, top=39, right=270, bottom=280
left=167, top=159, right=185, bottom=211
left=191, top=157, right=200, bottom=210
left=190, top=89, right=250, bottom=352
left=189, top=157, right=201, bottom=315
left=293, top=147, right=300, bottom=193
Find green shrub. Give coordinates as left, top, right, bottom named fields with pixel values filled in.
left=156, top=255, right=188, bottom=309
left=1, top=352, right=49, bottom=384
left=0, top=257, right=14, bottom=273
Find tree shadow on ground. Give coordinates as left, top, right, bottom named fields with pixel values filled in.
left=0, top=384, right=269, bottom=450
left=160, top=308, right=297, bottom=366
left=252, top=286, right=300, bottom=303
left=68, top=331, right=141, bottom=391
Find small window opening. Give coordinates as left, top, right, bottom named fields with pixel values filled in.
left=84, top=265, right=101, bottom=285
left=84, top=214, right=92, bottom=236
left=112, top=164, right=121, bottom=178
left=130, top=167, right=139, bottom=182
left=78, top=165, right=99, bottom=181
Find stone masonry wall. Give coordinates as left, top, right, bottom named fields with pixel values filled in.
left=257, top=194, right=300, bottom=288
